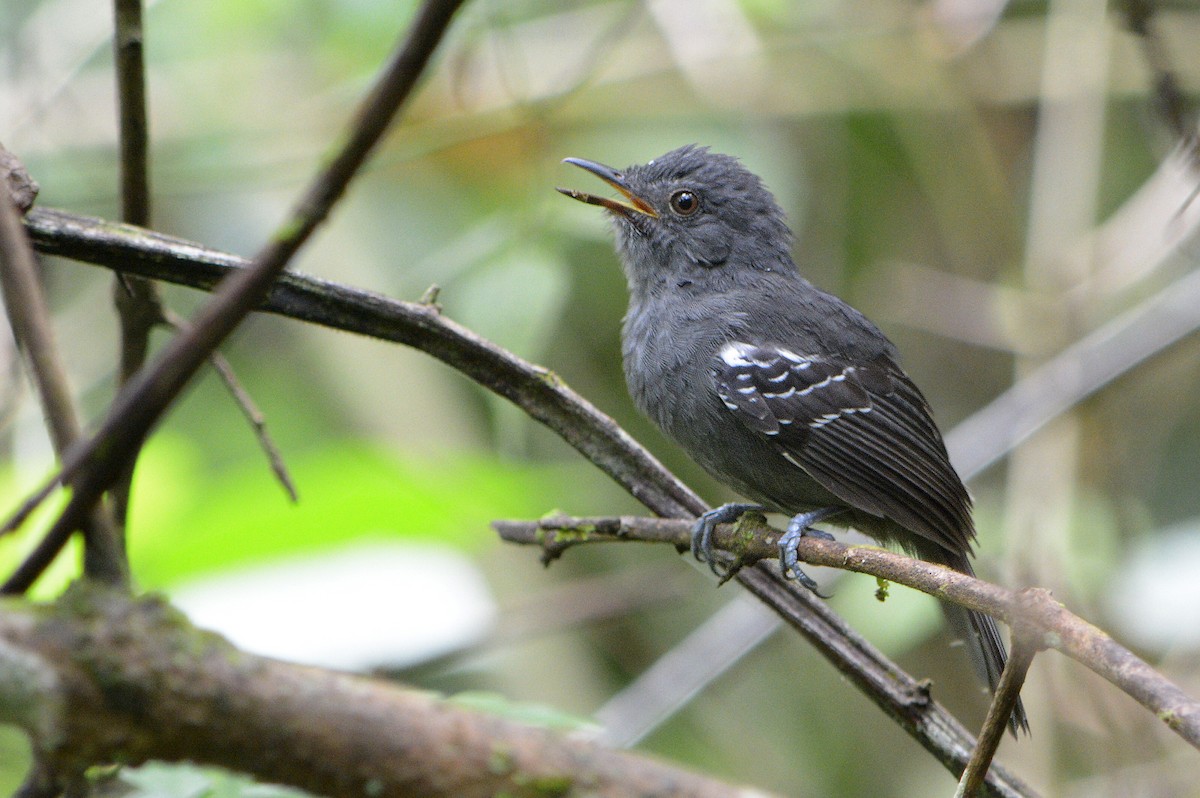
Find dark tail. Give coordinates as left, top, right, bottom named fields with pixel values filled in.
left=928, top=549, right=1030, bottom=736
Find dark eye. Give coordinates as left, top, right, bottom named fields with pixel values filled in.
left=669, top=190, right=699, bottom=216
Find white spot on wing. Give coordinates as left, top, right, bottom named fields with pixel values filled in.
left=718, top=341, right=756, bottom=368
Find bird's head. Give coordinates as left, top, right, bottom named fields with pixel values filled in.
left=558, top=145, right=796, bottom=298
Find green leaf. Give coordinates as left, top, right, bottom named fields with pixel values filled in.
left=126, top=435, right=585, bottom=588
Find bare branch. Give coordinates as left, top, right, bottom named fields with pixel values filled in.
left=201, top=344, right=299, bottom=502
left=112, top=0, right=150, bottom=227
left=494, top=513, right=1200, bottom=752
left=0, top=187, right=127, bottom=588
left=156, top=305, right=297, bottom=501
left=958, top=630, right=1038, bottom=798
left=0, top=206, right=81, bottom=455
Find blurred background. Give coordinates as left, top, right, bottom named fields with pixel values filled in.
left=4, top=0, right=1200, bottom=795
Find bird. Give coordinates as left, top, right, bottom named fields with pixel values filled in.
left=557, top=144, right=1028, bottom=734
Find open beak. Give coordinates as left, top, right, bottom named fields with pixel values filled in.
left=557, top=157, right=658, bottom=219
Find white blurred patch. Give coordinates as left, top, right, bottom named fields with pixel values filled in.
left=647, top=0, right=766, bottom=106
left=924, top=0, right=1009, bottom=55
left=171, top=541, right=496, bottom=670
left=1107, top=522, right=1200, bottom=652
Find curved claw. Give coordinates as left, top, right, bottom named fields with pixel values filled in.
left=690, top=503, right=764, bottom=577
left=778, top=507, right=843, bottom=596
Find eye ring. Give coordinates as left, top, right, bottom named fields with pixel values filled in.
left=669, top=189, right=700, bottom=216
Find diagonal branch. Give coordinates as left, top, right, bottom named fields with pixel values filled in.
left=0, top=188, right=127, bottom=588
left=0, top=210, right=81, bottom=456
left=22, top=207, right=703, bottom=520
left=0, top=0, right=466, bottom=591
left=946, top=256, right=1200, bottom=480
left=158, top=306, right=298, bottom=501
left=958, top=631, right=1039, bottom=798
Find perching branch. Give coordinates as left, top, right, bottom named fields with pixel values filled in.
left=0, top=584, right=765, bottom=798
left=493, top=513, right=1200, bottom=752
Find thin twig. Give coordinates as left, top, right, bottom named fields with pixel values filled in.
left=0, top=210, right=80, bottom=455
left=159, top=308, right=298, bottom=502
left=0, top=0, right=465, bottom=591
left=494, top=514, right=1200, bottom=752
left=958, top=629, right=1040, bottom=798
left=0, top=194, right=127, bottom=588
left=160, top=306, right=299, bottom=500
left=209, top=352, right=299, bottom=500
left=109, top=0, right=158, bottom=535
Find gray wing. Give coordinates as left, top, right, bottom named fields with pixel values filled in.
left=711, top=341, right=974, bottom=554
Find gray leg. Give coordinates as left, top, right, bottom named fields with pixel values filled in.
left=778, top=507, right=843, bottom=593
left=690, top=503, right=764, bottom=576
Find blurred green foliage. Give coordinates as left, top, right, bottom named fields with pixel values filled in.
left=5, top=0, right=1200, bottom=795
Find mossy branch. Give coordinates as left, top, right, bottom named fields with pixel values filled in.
left=0, top=585, right=764, bottom=798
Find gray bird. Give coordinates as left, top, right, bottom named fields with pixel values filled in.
left=558, top=144, right=1028, bottom=734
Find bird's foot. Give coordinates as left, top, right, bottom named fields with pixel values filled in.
left=778, top=507, right=843, bottom=595
left=691, top=503, right=765, bottom=578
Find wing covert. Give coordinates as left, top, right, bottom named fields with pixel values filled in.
left=710, top=341, right=973, bottom=553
